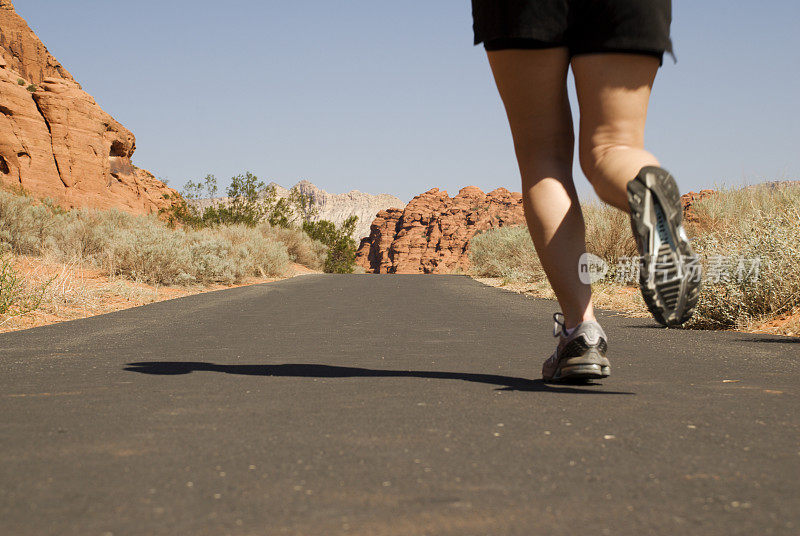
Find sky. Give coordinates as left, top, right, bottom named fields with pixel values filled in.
left=14, top=1, right=800, bottom=202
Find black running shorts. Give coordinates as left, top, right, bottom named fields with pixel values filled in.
left=472, top=0, right=673, bottom=61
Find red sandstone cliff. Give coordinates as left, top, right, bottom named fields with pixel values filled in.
left=356, top=186, right=525, bottom=274
left=0, top=1, right=176, bottom=213
left=359, top=186, right=738, bottom=274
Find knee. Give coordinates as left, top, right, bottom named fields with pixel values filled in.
left=579, top=143, right=614, bottom=186
left=513, top=129, right=575, bottom=178
left=579, top=142, right=627, bottom=203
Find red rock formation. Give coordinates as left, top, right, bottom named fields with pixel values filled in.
left=0, top=1, right=73, bottom=84
left=357, top=186, right=525, bottom=274
left=0, top=1, right=176, bottom=214
left=680, top=189, right=715, bottom=222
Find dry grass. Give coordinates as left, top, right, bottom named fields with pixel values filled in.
left=686, top=184, right=800, bottom=330
left=582, top=202, right=638, bottom=266
left=470, top=226, right=544, bottom=282
left=0, top=190, right=326, bottom=286
left=0, top=189, right=326, bottom=330
left=0, top=255, right=315, bottom=333
left=470, top=185, right=800, bottom=335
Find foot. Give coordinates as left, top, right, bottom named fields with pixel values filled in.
left=542, top=313, right=610, bottom=382
left=627, top=166, right=702, bottom=327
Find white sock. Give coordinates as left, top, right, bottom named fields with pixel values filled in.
left=563, top=325, right=577, bottom=337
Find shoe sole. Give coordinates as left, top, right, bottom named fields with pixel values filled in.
left=543, top=349, right=611, bottom=382
left=548, top=364, right=611, bottom=382
left=627, top=167, right=702, bottom=327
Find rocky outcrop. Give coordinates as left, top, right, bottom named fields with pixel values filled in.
left=680, top=189, right=715, bottom=223
left=0, top=1, right=176, bottom=213
left=357, top=186, right=525, bottom=274
left=0, top=1, right=73, bottom=84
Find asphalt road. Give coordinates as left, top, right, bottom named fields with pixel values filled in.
left=1, top=274, right=798, bottom=535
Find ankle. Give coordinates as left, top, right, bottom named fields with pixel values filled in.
left=563, top=313, right=597, bottom=331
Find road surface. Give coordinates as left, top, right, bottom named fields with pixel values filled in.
left=1, top=275, right=798, bottom=535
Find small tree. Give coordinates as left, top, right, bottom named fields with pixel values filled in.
left=183, top=174, right=219, bottom=201
left=160, top=174, right=220, bottom=229
left=161, top=172, right=297, bottom=229
left=159, top=191, right=199, bottom=229
left=216, top=172, right=266, bottom=226
left=262, top=185, right=294, bottom=228
left=289, top=184, right=319, bottom=224
left=304, top=216, right=358, bottom=274
left=302, top=219, right=338, bottom=245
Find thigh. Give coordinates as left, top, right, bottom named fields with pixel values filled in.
left=571, top=54, right=660, bottom=155
left=487, top=48, right=574, bottom=162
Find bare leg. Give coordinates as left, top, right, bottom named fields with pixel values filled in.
left=572, top=54, right=661, bottom=212
left=488, top=49, right=594, bottom=330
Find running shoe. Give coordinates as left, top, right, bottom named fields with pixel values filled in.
left=542, top=313, right=610, bottom=382
left=627, top=166, right=702, bottom=327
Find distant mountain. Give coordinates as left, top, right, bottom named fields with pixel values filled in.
left=190, top=180, right=405, bottom=240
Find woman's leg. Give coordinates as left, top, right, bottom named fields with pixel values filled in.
left=571, top=54, right=661, bottom=212
left=572, top=53, right=702, bottom=326
left=487, top=48, right=595, bottom=330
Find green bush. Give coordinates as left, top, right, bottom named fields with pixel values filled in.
left=166, top=173, right=304, bottom=230
left=303, top=216, right=358, bottom=274
left=26, top=84, right=37, bottom=92
left=17, top=78, right=25, bottom=86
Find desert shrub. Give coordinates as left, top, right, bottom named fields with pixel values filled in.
left=469, top=225, right=544, bottom=282
left=0, top=189, right=295, bottom=285
left=0, top=256, right=49, bottom=317
left=100, top=220, right=291, bottom=285
left=304, top=216, right=358, bottom=273
left=688, top=185, right=800, bottom=329
left=688, top=183, right=800, bottom=231
left=17, top=78, right=25, bottom=86
left=469, top=204, right=635, bottom=283
left=0, top=190, right=58, bottom=255
left=210, top=225, right=291, bottom=279
left=104, top=222, right=195, bottom=285
left=582, top=203, right=638, bottom=266
left=262, top=224, right=327, bottom=270
left=46, top=209, right=126, bottom=261
left=239, top=236, right=291, bottom=278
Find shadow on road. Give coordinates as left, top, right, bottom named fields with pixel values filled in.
left=734, top=337, right=800, bottom=344
left=124, top=362, right=634, bottom=395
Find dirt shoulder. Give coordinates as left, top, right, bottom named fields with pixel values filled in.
left=472, top=276, right=800, bottom=338
left=0, top=256, right=320, bottom=334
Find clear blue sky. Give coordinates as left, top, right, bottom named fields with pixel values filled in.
left=16, top=1, right=800, bottom=201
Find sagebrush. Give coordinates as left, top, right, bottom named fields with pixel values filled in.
left=0, top=190, right=327, bottom=286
